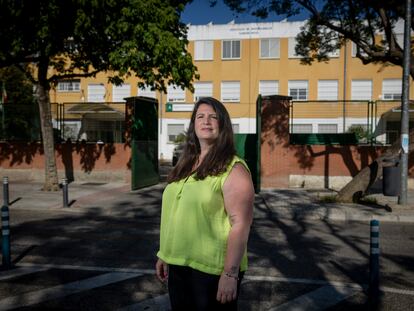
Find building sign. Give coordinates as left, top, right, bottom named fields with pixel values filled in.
left=165, top=103, right=194, bottom=112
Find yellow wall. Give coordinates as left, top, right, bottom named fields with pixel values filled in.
left=51, top=36, right=413, bottom=121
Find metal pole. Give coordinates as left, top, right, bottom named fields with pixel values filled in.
left=398, top=0, right=411, bottom=205
left=342, top=40, right=347, bottom=133
left=3, top=176, right=9, bottom=206
left=1, top=204, right=11, bottom=268
left=62, top=178, right=69, bottom=207
left=369, top=219, right=380, bottom=297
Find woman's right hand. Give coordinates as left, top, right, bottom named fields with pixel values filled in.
left=155, top=258, right=168, bottom=282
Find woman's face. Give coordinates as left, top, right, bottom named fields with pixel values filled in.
left=194, top=103, right=219, bottom=144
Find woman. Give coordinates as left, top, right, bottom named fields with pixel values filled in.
left=156, top=97, right=254, bottom=310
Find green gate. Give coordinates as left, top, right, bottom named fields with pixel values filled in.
left=127, top=96, right=159, bottom=190
left=234, top=95, right=262, bottom=193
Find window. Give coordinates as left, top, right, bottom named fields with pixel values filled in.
left=88, top=84, right=105, bottom=102
left=222, top=40, right=240, bottom=59
left=194, top=41, right=213, bottom=60
left=138, top=85, right=156, bottom=98
left=167, top=85, right=186, bottom=102
left=259, top=80, right=279, bottom=96
left=318, top=124, right=338, bottom=133
left=318, top=80, right=338, bottom=100
left=194, top=82, right=213, bottom=101
left=232, top=124, right=240, bottom=133
left=326, top=39, right=340, bottom=58
left=260, top=38, right=279, bottom=58
left=291, top=124, right=312, bottom=133
left=58, top=80, right=80, bottom=92
left=167, top=124, right=185, bottom=143
left=382, top=79, right=402, bottom=100
left=221, top=81, right=240, bottom=102
left=288, top=37, right=300, bottom=58
left=351, top=80, right=372, bottom=100
left=288, top=80, right=308, bottom=101
left=112, top=84, right=130, bottom=102
left=352, top=42, right=369, bottom=57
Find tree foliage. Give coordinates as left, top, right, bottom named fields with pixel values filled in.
left=0, top=0, right=198, bottom=90
left=0, top=0, right=198, bottom=190
left=219, top=0, right=414, bottom=78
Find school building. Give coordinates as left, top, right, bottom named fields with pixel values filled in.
left=50, top=20, right=413, bottom=161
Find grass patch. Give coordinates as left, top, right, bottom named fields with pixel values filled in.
left=318, top=194, right=339, bottom=203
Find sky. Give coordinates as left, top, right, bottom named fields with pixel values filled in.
left=181, top=0, right=309, bottom=25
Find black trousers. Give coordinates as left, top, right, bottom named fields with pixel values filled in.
left=168, top=265, right=244, bottom=311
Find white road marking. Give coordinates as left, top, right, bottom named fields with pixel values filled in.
left=117, top=294, right=170, bottom=311
left=0, top=266, right=49, bottom=281
left=268, top=285, right=359, bottom=311
left=0, top=272, right=141, bottom=311
left=18, top=262, right=154, bottom=275
left=244, top=275, right=365, bottom=290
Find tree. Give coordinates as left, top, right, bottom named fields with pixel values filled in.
left=219, top=0, right=413, bottom=77
left=0, top=66, right=38, bottom=141
left=0, top=0, right=198, bottom=190
left=220, top=0, right=413, bottom=201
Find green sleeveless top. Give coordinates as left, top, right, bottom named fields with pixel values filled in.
left=157, top=156, right=249, bottom=275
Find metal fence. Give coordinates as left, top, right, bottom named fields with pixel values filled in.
left=290, top=100, right=407, bottom=145
left=0, top=102, right=126, bottom=143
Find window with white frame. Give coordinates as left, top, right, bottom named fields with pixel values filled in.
left=88, top=84, right=105, bottom=102
left=58, top=80, right=80, bottom=92
left=167, top=85, right=186, bottom=102
left=222, top=40, right=241, bottom=59
left=194, top=40, right=213, bottom=60
left=288, top=80, right=308, bottom=101
left=351, top=80, right=372, bottom=100
left=259, top=80, right=279, bottom=96
left=291, top=124, right=312, bottom=133
left=221, top=81, right=240, bottom=102
left=260, top=38, right=279, bottom=58
left=318, top=124, right=338, bottom=133
left=351, top=42, right=369, bottom=57
left=194, top=82, right=213, bottom=101
left=288, top=37, right=301, bottom=58
left=138, top=85, right=156, bottom=98
left=232, top=124, right=240, bottom=133
left=318, top=80, right=338, bottom=100
left=382, top=79, right=402, bottom=100
left=167, top=124, right=185, bottom=143
left=112, top=84, right=130, bottom=102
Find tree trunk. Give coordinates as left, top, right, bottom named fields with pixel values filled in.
left=36, top=82, right=59, bottom=191
left=337, top=131, right=413, bottom=202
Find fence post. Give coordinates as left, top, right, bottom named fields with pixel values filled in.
left=3, top=176, right=9, bottom=206
left=1, top=204, right=11, bottom=268
left=369, top=219, right=380, bottom=297
left=62, top=178, right=69, bottom=208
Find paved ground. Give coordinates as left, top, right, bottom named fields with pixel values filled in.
left=0, top=174, right=413, bottom=310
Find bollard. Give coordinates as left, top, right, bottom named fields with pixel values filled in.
left=62, top=178, right=69, bottom=208
left=369, top=219, right=380, bottom=297
left=3, top=176, right=9, bottom=206
left=1, top=205, right=11, bottom=268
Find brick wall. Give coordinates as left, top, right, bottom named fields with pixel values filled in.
left=0, top=142, right=131, bottom=182
left=260, top=95, right=414, bottom=189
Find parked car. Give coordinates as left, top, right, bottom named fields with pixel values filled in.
left=172, top=143, right=185, bottom=166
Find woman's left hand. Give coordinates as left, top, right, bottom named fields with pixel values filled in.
left=216, top=273, right=238, bottom=304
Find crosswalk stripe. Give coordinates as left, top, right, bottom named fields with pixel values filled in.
left=268, top=285, right=359, bottom=311
left=0, top=267, right=49, bottom=281
left=0, top=272, right=141, bottom=311
left=117, top=294, right=170, bottom=311
left=18, top=262, right=154, bottom=275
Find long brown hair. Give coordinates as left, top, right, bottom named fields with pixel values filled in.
left=167, top=97, right=235, bottom=182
